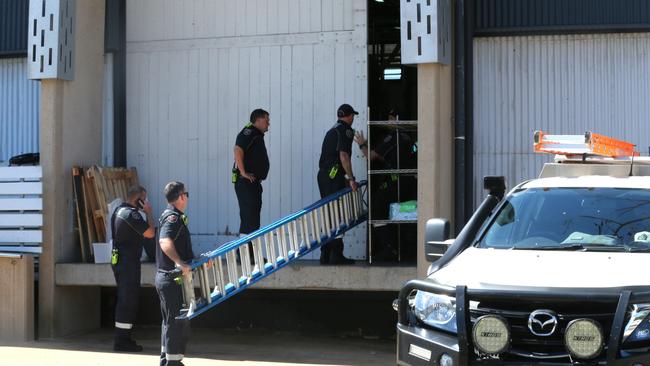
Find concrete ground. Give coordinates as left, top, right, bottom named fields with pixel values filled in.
left=1, top=327, right=396, bottom=366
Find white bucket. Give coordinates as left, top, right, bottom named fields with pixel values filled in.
left=93, top=242, right=111, bottom=263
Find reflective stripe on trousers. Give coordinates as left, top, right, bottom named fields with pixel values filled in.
left=115, top=321, right=133, bottom=329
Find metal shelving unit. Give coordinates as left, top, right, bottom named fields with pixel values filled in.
left=366, top=115, right=418, bottom=264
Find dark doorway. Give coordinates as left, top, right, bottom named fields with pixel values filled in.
left=368, top=0, right=417, bottom=121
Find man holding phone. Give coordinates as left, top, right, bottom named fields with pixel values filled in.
left=110, top=185, right=155, bottom=352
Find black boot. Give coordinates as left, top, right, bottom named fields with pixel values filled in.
left=320, top=244, right=330, bottom=264
left=114, top=338, right=143, bottom=352
left=328, top=239, right=355, bottom=265
left=114, top=328, right=143, bottom=352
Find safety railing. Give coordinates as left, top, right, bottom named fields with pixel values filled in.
left=177, top=181, right=368, bottom=319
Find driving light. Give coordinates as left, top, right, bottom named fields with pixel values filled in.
left=413, top=291, right=457, bottom=333
left=473, top=315, right=510, bottom=354
left=624, top=304, right=650, bottom=344
left=565, top=319, right=604, bottom=359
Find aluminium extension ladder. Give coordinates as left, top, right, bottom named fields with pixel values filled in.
left=176, top=181, right=368, bottom=320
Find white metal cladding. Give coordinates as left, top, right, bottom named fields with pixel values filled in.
left=126, top=0, right=368, bottom=259
left=473, top=33, right=650, bottom=208
left=0, top=58, right=40, bottom=164
left=126, top=0, right=359, bottom=42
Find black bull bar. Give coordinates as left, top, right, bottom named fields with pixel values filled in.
left=398, top=279, right=650, bottom=365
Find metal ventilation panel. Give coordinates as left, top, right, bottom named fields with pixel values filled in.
left=27, top=0, right=75, bottom=80
left=400, top=0, right=451, bottom=65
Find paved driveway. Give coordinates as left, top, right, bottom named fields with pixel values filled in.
left=1, top=327, right=395, bottom=366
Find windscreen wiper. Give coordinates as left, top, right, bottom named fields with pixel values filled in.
left=625, top=244, right=650, bottom=252
left=512, top=243, right=624, bottom=251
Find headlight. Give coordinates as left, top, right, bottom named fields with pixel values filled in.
left=624, top=304, right=650, bottom=344
left=473, top=315, right=510, bottom=355
left=564, top=319, right=604, bottom=359
left=413, top=291, right=457, bottom=333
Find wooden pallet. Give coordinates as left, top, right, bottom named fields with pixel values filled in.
left=72, top=166, right=139, bottom=262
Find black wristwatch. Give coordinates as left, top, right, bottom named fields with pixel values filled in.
left=359, top=142, right=368, bottom=150
left=345, top=174, right=356, bottom=181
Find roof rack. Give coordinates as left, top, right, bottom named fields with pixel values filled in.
left=534, top=131, right=638, bottom=158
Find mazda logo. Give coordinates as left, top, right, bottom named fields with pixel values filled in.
left=528, top=310, right=558, bottom=337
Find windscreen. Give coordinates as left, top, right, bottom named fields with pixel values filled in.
left=478, top=187, right=650, bottom=251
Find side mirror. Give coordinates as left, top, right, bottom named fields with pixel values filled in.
left=425, top=218, right=451, bottom=262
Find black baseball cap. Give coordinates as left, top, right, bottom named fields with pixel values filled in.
left=337, top=104, right=359, bottom=117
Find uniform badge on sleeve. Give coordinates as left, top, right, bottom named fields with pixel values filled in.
left=346, top=129, right=354, bottom=138
left=244, top=129, right=252, bottom=136
left=167, top=215, right=178, bottom=223
left=131, top=212, right=141, bottom=220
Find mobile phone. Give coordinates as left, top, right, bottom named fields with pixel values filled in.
left=137, top=199, right=145, bottom=209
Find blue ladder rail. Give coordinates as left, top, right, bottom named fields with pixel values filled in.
left=178, top=181, right=368, bottom=320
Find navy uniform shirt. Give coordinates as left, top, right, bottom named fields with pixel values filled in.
left=318, top=120, right=354, bottom=171
left=374, top=130, right=415, bottom=169
left=235, top=124, right=270, bottom=181
left=111, top=202, right=149, bottom=261
left=156, top=205, right=194, bottom=271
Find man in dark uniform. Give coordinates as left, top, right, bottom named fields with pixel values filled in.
left=233, top=109, right=270, bottom=243
left=156, top=181, right=194, bottom=366
left=317, top=103, right=359, bottom=265
left=111, top=185, right=155, bottom=352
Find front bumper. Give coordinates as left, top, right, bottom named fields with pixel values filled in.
left=397, top=322, right=459, bottom=366
left=396, top=279, right=650, bottom=366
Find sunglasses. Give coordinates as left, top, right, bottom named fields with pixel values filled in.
left=182, top=191, right=189, bottom=198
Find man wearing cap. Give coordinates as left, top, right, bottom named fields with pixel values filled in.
left=316, top=103, right=359, bottom=265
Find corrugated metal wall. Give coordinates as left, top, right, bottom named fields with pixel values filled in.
left=474, top=0, right=650, bottom=36
left=0, top=58, right=40, bottom=164
left=473, top=32, right=650, bottom=206
left=0, top=0, right=29, bottom=57
left=126, top=0, right=368, bottom=258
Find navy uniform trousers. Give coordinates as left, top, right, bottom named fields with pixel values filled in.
left=155, top=271, right=190, bottom=366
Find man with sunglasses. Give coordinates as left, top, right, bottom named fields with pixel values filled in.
left=156, top=182, right=194, bottom=366
left=232, top=108, right=270, bottom=254
left=111, top=185, right=155, bottom=352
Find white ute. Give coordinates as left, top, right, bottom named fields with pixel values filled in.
left=396, top=132, right=650, bottom=366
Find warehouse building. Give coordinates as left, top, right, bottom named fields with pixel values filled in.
left=1, top=0, right=649, bottom=338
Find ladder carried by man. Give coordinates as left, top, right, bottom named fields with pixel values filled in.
left=177, top=181, right=368, bottom=320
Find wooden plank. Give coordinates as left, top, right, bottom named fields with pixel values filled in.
left=72, top=167, right=89, bottom=263
left=0, top=198, right=42, bottom=211
left=0, top=231, right=43, bottom=243
left=81, top=174, right=98, bottom=250
left=0, top=214, right=43, bottom=227
left=0, top=182, right=42, bottom=195
left=87, top=169, right=107, bottom=244
left=0, top=167, right=42, bottom=180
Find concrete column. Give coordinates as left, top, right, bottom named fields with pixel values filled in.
left=39, top=0, right=105, bottom=338
left=416, top=64, right=454, bottom=277
left=0, top=255, right=34, bottom=342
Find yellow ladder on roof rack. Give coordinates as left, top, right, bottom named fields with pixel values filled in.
left=534, top=131, right=638, bottom=158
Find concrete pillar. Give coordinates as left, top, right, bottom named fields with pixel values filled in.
left=416, top=64, right=454, bottom=277
left=0, top=255, right=35, bottom=342
left=39, top=0, right=105, bottom=338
